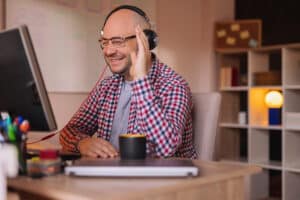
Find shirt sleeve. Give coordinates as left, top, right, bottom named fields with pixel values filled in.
left=59, top=84, right=101, bottom=152
left=131, top=76, right=192, bottom=157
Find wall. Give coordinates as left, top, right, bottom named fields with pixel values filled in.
left=4, top=0, right=234, bottom=93
left=5, top=0, right=156, bottom=92
left=0, top=0, right=4, bottom=29
left=157, top=0, right=234, bottom=92
left=6, top=0, right=108, bottom=92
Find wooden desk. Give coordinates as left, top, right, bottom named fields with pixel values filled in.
left=8, top=160, right=260, bottom=200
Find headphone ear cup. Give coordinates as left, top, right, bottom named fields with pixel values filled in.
left=143, top=29, right=158, bottom=50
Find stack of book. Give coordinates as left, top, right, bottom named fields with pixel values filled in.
left=220, top=66, right=239, bottom=88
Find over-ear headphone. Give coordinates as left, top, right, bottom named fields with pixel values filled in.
left=101, top=5, right=158, bottom=50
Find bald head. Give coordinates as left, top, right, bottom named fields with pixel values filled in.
left=102, top=8, right=150, bottom=37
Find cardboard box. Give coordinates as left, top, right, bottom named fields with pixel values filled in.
left=215, top=19, right=262, bottom=50
left=253, top=71, right=281, bottom=85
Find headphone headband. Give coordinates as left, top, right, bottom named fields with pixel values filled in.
left=102, top=5, right=150, bottom=31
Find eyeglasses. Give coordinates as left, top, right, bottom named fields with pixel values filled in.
left=98, top=35, right=136, bottom=49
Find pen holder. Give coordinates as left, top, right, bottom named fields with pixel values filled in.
left=7, top=136, right=27, bottom=175
left=0, top=116, right=30, bottom=175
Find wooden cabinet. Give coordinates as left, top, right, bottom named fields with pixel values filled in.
left=217, top=44, right=300, bottom=200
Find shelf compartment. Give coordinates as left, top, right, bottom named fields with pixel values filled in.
left=249, top=88, right=283, bottom=126
left=220, top=91, right=248, bottom=124
left=284, top=130, right=300, bottom=171
left=284, top=90, right=300, bottom=113
left=250, top=169, right=282, bottom=200
left=218, top=53, right=248, bottom=87
left=283, top=47, right=300, bottom=86
left=250, top=129, right=282, bottom=167
left=285, top=112, right=300, bottom=130
left=284, top=171, right=300, bottom=200
left=219, top=127, right=248, bottom=162
left=249, top=49, right=282, bottom=87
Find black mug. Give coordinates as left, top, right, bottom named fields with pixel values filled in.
left=119, top=133, right=146, bottom=160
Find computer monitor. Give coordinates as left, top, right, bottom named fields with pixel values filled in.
left=0, top=25, right=57, bottom=131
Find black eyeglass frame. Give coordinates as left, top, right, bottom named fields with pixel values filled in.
left=98, top=35, right=136, bottom=49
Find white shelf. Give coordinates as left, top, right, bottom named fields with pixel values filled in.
left=259, top=197, right=281, bottom=200
left=219, top=123, right=248, bottom=129
left=217, top=44, right=300, bottom=200
left=285, top=165, right=300, bottom=173
left=284, top=85, right=300, bottom=90
left=251, top=161, right=282, bottom=170
left=250, top=125, right=282, bottom=130
left=250, top=85, right=282, bottom=89
left=220, top=86, right=248, bottom=91
left=285, top=127, right=300, bottom=131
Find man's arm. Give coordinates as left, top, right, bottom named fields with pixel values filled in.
left=131, top=77, right=192, bottom=157
left=59, top=85, right=101, bottom=153
left=59, top=80, right=119, bottom=158
left=128, top=26, right=192, bottom=157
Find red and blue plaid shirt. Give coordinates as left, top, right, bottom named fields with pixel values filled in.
left=59, top=56, right=196, bottom=158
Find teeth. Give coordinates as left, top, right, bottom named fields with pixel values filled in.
left=111, top=58, right=121, bottom=61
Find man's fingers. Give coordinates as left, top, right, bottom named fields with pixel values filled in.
left=85, top=151, right=98, bottom=158
left=94, top=148, right=108, bottom=158
left=137, top=26, right=149, bottom=50
left=135, top=26, right=143, bottom=50
left=130, top=51, right=137, bottom=65
left=102, top=141, right=119, bottom=157
left=136, top=26, right=148, bottom=52
left=95, top=139, right=118, bottom=157
left=78, top=137, right=118, bottom=158
left=103, top=143, right=118, bottom=157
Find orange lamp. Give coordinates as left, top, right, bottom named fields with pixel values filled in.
left=264, top=91, right=283, bottom=125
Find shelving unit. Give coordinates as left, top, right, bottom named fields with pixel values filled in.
left=217, top=43, right=300, bottom=200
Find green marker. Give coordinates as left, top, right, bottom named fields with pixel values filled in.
left=7, top=123, right=16, bottom=141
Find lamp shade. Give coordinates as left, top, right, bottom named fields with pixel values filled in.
left=264, top=91, right=283, bottom=108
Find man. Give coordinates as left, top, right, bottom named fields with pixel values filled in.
left=59, top=5, right=196, bottom=159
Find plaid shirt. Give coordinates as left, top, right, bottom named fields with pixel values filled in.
left=59, top=56, right=196, bottom=158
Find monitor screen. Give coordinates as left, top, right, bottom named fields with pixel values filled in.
left=0, top=25, right=57, bottom=131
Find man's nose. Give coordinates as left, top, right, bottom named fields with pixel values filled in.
left=103, top=45, right=117, bottom=55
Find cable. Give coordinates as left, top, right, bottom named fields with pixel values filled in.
left=26, top=132, right=58, bottom=144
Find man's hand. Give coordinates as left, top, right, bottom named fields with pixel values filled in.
left=78, top=137, right=118, bottom=158
left=129, top=25, right=152, bottom=80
